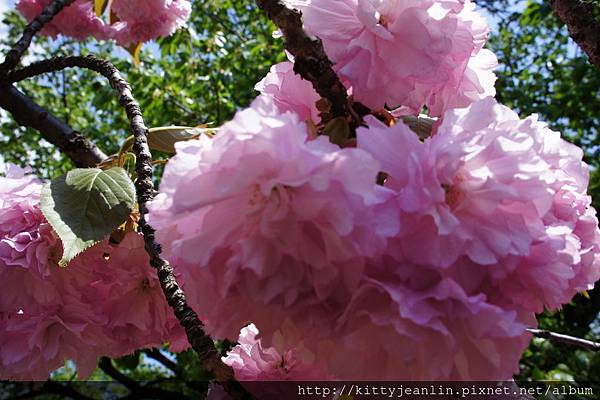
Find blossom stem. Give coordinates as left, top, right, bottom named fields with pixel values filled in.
left=7, top=55, right=253, bottom=400
left=255, top=0, right=355, bottom=124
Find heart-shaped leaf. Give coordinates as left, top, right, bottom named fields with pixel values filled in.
left=147, top=126, right=216, bottom=153
left=40, top=167, right=136, bottom=267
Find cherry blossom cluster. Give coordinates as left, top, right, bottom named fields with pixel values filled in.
left=147, top=0, right=600, bottom=385
left=287, top=0, right=497, bottom=116
left=16, top=0, right=191, bottom=46
left=0, top=166, right=186, bottom=380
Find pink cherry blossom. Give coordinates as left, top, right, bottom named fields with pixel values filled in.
left=358, top=97, right=600, bottom=316
left=111, top=0, right=192, bottom=46
left=359, top=98, right=551, bottom=267
left=17, top=0, right=112, bottom=41
left=0, top=287, right=110, bottom=381
left=445, top=113, right=600, bottom=313
left=329, top=272, right=531, bottom=380
left=255, top=61, right=321, bottom=124
left=147, top=97, right=396, bottom=341
left=0, top=165, right=58, bottom=282
left=0, top=165, right=186, bottom=380
left=0, top=232, right=187, bottom=380
left=89, top=233, right=187, bottom=357
left=16, top=0, right=191, bottom=45
left=289, top=0, right=496, bottom=115
left=223, top=323, right=328, bottom=381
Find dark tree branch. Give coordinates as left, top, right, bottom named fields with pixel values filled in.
left=0, top=0, right=76, bottom=74
left=144, top=349, right=210, bottom=397
left=528, top=328, right=600, bottom=352
left=144, top=349, right=182, bottom=376
left=5, top=381, right=95, bottom=400
left=549, top=0, right=600, bottom=71
left=0, top=84, right=107, bottom=167
left=255, top=0, right=353, bottom=122
left=0, top=0, right=104, bottom=169
left=6, top=55, right=253, bottom=400
left=99, top=357, right=187, bottom=400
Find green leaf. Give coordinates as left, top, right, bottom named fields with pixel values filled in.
left=147, top=126, right=216, bottom=153
left=40, top=167, right=136, bottom=267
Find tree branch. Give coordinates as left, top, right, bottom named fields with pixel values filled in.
left=0, top=84, right=107, bottom=167
left=144, top=349, right=182, bottom=376
left=98, top=357, right=188, bottom=400
left=254, top=0, right=353, bottom=122
left=549, top=0, right=600, bottom=71
left=6, top=55, right=253, bottom=400
left=9, top=382, right=95, bottom=400
left=0, top=0, right=76, bottom=74
left=527, top=328, right=600, bottom=352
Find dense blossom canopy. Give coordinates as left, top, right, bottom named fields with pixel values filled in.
left=3, top=0, right=600, bottom=386
left=255, top=61, right=321, bottom=125
left=147, top=94, right=600, bottom=380
left=0, top=168, right=185, bottom=380
left=287, top=0, right=497, bottom=115
left=147, top=97, right=394, bottom=341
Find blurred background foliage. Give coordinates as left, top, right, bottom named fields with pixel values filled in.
left=1, top=0, right=600, bottom=398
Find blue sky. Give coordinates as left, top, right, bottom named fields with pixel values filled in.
left=0, top=1, right=10, bottom=35
left=0, top=0, right=15, bottom=37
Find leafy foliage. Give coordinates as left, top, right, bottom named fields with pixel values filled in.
left=0, top=1, right=283, bottom=178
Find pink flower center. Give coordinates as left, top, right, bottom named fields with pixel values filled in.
left=443, top=175, right=466, bottom=210
left=247, top=184, right=291, bottom=215
left=378, top=14, right=390, bottom=28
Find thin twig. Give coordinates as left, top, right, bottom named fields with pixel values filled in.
left=99, top=357, right=187, bottom=400
left=7, top=55, right=253, bottom=400
left=144, top=349, right=182, bottom=376
left=144, top=349, right=211, bottom=396
left=255, top=0, right=353, bottom=123
left=527, top=328, right=600, bottom=352
left=0, top=0, right=76, bottom=74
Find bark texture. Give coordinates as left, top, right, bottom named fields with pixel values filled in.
left=255, top=0, right=353, bottom=121
left=550, top=0, right=600, bottom=71
left=0, top=84, right=106, bottom=167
